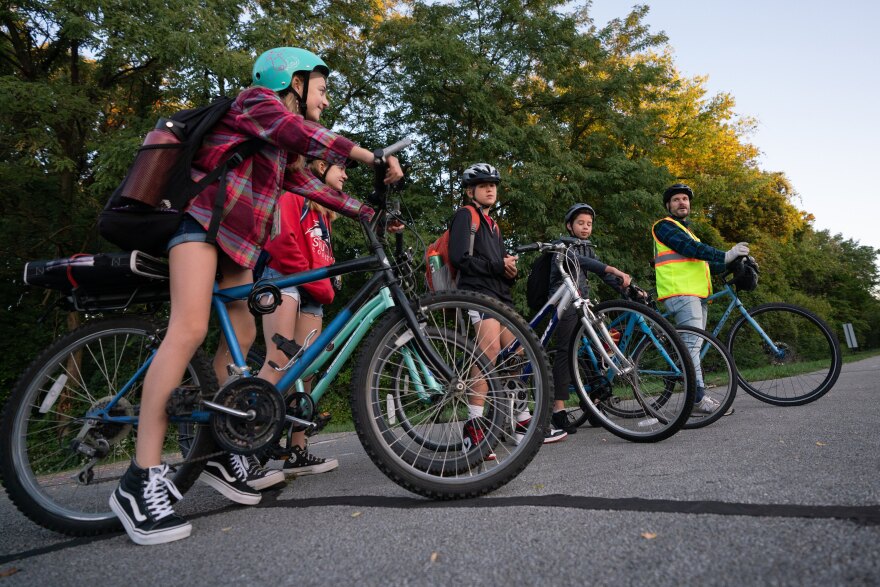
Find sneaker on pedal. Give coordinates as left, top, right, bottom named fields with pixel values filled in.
left=462, top=417, right=496, bottom=460
left=693, top=395, right=721, bottom=414
left=551, top=410, right=578, bottom=435
left=245, top=454, right=285, bottom=490
left=109, top=461, right=191, bottom=546
left=200, top=453, right=262, bottom=505
left=281, top=445, right=339, bottom=477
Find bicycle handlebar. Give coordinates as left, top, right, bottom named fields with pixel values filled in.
left=514, top=241, right=567, bottom=254
left=373, top=137, right=413, bottom=162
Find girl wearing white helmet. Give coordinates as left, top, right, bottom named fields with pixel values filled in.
left=110, top=47, right=403, bottom=546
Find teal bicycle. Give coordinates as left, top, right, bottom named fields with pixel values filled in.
left=0, top=140, right=552, bottom=536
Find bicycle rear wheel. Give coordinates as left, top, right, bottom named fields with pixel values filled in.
left=570, top=300, right=696, bottom=442
left=0, top=317, right=216, bottom=536
left=679, top=326, right=737, bottom=429
left=727, top=303, right=842, bottom=405
left=351, top=290, right=552, bottom=499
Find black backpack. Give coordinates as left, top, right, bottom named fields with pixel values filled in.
left=526, top=252, right=554, bottom=312
left=98, top=97, right=263, bottom=256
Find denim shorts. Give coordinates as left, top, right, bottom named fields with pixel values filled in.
left=261, top=267, right=324, bottom=317
left=166, top=214, right=209, bottom=251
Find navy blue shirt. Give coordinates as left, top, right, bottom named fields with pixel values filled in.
left=653, top=217, right=727, bottom=274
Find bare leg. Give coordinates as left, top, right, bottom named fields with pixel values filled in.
left=290, top=311, right=323, bottom=450
left=213, top=255, right=257, bottom=385
left=468, top=319, right=515, bottom=407
left=136, top=242, right=217, bottom=467
left=256, top=294, right=300, bottom=385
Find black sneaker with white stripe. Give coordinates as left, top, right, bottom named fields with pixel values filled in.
left=200, top=453, right=262, bottom=505
left=109, top=461, right=192, bottom=546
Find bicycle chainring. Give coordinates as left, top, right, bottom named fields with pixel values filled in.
left=209, top=378, right=285, bottom=455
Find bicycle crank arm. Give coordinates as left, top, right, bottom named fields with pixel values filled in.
left=203, top=400, right=256, bottom=421
left=284, top=414, right=318, bottom=431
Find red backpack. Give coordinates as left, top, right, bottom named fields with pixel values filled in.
left=425, top=206, right=481, bottom=291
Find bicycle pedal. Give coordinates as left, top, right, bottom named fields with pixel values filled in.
left=305, top=412, right=332, bottom=437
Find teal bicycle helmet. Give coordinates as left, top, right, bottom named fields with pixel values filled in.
left=252, top=47, right=329, bottom=115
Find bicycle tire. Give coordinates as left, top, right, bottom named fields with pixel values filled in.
left=727, top=303, right=842, bottom=406
left=351, top=290, right=552, bottom=499
left=678, top=326, right=737, bottom=429
left=569, top=300, right=696, bottom=442
left=0, top=317, right=217, bottom=536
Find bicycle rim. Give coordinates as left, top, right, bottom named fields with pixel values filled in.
left=727, top=303, right=842, bottom=405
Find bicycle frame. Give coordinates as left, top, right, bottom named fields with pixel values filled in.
left=685, top=283, right=785, bottom=360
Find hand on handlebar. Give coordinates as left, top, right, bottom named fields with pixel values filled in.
left=382, top=155, right=404, bottom=185
left=358, top=204, right=375, bottom=221
left=724, top=242, right=750, bottom=264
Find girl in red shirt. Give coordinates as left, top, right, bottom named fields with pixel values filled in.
left=256, top=159, right=350, bottom=476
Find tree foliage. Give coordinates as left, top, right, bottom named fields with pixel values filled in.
left=2, top=0, right=877, bottom=404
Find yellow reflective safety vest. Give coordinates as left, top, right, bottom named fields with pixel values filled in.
left=652, top=217, right=712, bottom=300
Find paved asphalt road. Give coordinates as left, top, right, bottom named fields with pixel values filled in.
left=1, top=356, right=878, bottom=586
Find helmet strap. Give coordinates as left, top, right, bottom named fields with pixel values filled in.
left=290, top=74, right=310, bottom=117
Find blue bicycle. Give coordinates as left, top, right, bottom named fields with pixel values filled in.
left=668, top=265, right=842, bottom=406
left=0, top=140, right=553, bottom=536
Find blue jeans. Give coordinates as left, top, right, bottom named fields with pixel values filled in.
left=664, top=295, right=708, bottom=402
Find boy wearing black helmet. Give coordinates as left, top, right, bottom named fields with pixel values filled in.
left=653, top=184, right=749, bottom=415
left=548, top=204, right=632, bottom=433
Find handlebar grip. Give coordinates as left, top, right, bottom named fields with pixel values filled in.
left=515, top=243, right=540, bottom=253
left=374, top=137, right=413, bottom=160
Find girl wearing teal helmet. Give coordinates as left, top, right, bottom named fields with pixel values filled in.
left=110, top=47, right=402, bottom=546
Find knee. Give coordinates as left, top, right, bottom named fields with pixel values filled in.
left=165, top=319, right=209, bottom=354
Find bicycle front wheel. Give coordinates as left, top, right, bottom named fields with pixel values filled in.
left=727, top=303, right=842, bottom=405
left=351, top=290, right=552, bottom=499
left=570, top=300, right=696, bottom=442
left=678, top=326, right=737, bottom=429
left=0, top=317, right=217, bottom=536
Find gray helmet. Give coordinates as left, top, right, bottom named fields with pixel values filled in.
left=462, top=163, right=500, bottom=187
left=565, top=203, right=596, bottom=225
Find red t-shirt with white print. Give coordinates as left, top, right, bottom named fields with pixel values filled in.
left=263, top=191, right=335, bottom=305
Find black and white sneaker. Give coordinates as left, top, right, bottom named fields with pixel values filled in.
left=281, top=445, right=339, bottom=476
left=109, top=461, right=192, bottom=546
left=200, top=453, right=262, bottom=505
left=244, top=455, right=285, bottom=490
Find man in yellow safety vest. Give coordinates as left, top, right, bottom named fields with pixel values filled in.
left=652, top=184, right=749, bottom=414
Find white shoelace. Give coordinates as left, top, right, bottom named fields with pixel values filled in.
left=145, top=464, right=183, bottom=520
left=230, top=454, right=250, bottom=480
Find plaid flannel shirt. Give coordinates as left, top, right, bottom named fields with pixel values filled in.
left=187, top=86, right=355, bottom=269
left=281, top=168, right=369, bottom=220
